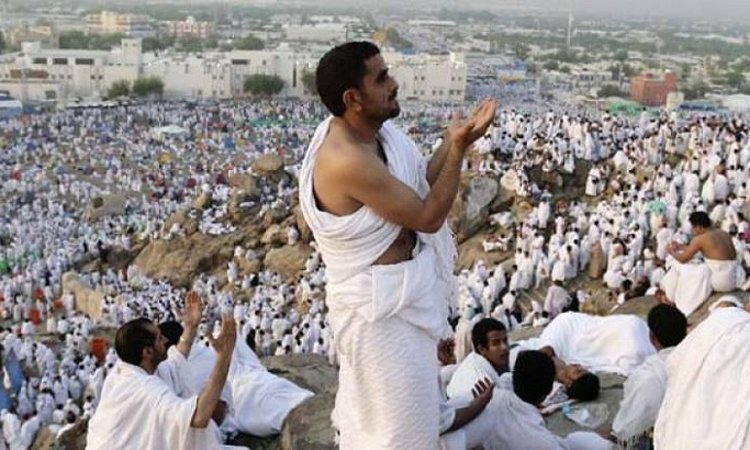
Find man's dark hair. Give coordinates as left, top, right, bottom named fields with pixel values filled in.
left=471, top=318, right=506, bottom=351
left=513, top=351, right=556, bottom=405
left=159, top=321, right=184, bottom=348
left=689, top=211, right=711, bottom=228
left=316, top=41, right=381, bottom=116
left=647, top=304, right=687, bottom=348
left=567, top=373, right=600, bottom=401
left=115, top=318, right=156, bottom=366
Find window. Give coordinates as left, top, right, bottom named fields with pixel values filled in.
left=75, top=58, right=95, bottom=65
left=33, top=58, right=47, bottom=65
left=53, top=58, right=68, bottom=65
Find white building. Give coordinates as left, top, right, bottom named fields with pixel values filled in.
left=385, top=52, right=466, bottom=103
left=0, top=39, right=466, bottom=103
left=0, top=40, right=141, bottom=101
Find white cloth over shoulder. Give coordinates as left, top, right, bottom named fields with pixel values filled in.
left=299, top=117, right=458, bottom=449
left=446, top=351, right=499, bottom=405
left=483, top=387, right=613, bottom=450
left=86, top=361, right=221, bottom=450
left=611, top=348, right=672, bottom=447
left=654, top=307, right=750, bottom=450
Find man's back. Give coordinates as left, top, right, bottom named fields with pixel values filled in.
left=699, top=229, right=736, bottom=261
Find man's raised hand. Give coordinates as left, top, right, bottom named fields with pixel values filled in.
left=471, top=377, right=495, bottom=407
left=179, top=291, right=203, bottom=330
left=206, top=314, right=237, bottom=357
left=448, top=98, right=497, bottom=152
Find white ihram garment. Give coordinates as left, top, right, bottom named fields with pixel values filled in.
left=86, top=361, right=221, bottom=450
left=654, top=307, right=750, bottom=449
left=660, top=257, right=744, bottom=316
left=299, top=117, right=457, bottom=450
left=512, top=313, right=654, bottom=376
left=611, top=348, right=673, bottom=449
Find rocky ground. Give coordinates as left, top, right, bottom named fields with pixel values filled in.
left=41, top=153, right=750, bottom=449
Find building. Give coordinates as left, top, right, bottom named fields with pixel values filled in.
left=166, top=16, right=215, bottom=39
left=284, top=23, right=347, bottom=44
left=631, top=70, right=678, bottom=106
left=385, top=52, right=467, bottom=103
left=0, top=39, right=466, bottom=103
left=86, top=11, right=155, bottom=38
left=0, top=40, right=142, bottom=101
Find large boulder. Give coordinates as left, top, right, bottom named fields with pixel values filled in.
left=261, top=224, right=285, bottom=246
left=449, top=175, right=499, bottom=242
left=264, top=244, right=313, bottom=279
left=134, top=231, right=246, bottom=288
left=253, top=154, right=284, bottom=175
left=227, top=173, right=260, bottom=197
left=62, top=272, right=104, bottom=320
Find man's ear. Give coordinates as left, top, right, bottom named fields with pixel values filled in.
left=342, top=88, right=362, bottom=113
left=142, top=346, right=153, bottom=362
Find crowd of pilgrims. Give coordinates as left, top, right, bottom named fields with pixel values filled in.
left=0, top=95, right=748, bottom=449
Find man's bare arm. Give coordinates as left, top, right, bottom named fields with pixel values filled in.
left=191, top=315, right=235, bottom=429
left=668, top=237, right=702, bottom=264
left=339, top=100, right=497, bottom=233
left=426, top=131, right=451, bottom=186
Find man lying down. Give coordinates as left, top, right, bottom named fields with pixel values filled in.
left=448, top=311, right=655, bottom=409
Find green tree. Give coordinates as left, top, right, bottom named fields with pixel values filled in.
left=142, top=36, right=175, bottom=52
left=526, top=62, right=538, bottom=75
left=59, top=31, right=91, bottom=49
left=597, top=85, right=628, bottom=98
left=235, top=34, right=264, bottom=50
left=682, top=80, right=709, bottom=100
left=622, top=64, right=637, bottom=78
left=243, top=74, right=284, bottom=96
left=559, top=65, right=571, bottom=74
left=512, top=42, right=530, bottom=61
left=0, top=31, right=5, bottom=54
left=543, top=60, right=559, bottom=71
left=301, top=70, right=317, bottom=95
left=107, top=79, right=131, bottom=98
left=179, top=36, right=203, bottom=53
left=132, top=76, right=164, bottom=98
left=727, top=70, right=746, bottom=89
left=614, top=49, right=629, bottom=63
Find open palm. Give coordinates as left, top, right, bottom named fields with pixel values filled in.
left=448, top=98, right=497, bottom=151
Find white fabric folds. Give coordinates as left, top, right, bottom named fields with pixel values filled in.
left=299, top=117, right=458, bottom=449
left=654, top=307, right=750, bottom=450
left=86, top=361, right=221, bottom=450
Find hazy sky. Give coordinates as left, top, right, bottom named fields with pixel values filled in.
left=569, top=0, right=750, bottom=20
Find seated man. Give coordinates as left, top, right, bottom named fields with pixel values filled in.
left=485, top=350, right=613, bottom=450
left=446, top=318, right=509, bottom=402
left=598, top=304, right=687, bottom=448
left=86, top=296, right=237, bottom=450
left=654, top=296, right=750, bottom=450
left=660, top=211, right=746, bottom=316
left=159, top=320, right=313, bottom=437
left=513, top=311, right=655, bottom=377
